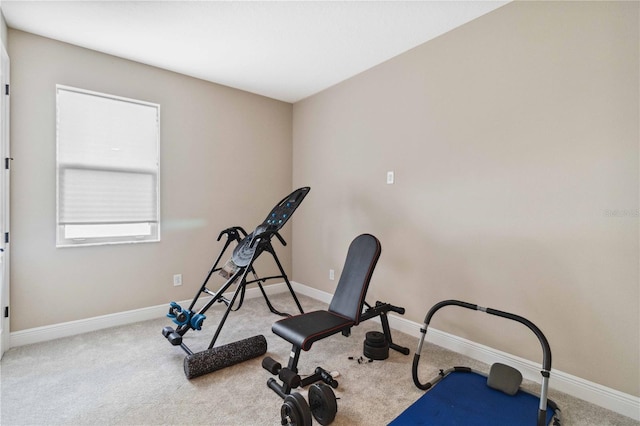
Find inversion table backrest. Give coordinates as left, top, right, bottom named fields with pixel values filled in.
left=232, top=187, right=310, bottom=267
left=263, top=187, right=310, bottom=231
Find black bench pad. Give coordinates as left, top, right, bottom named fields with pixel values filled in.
left=272, top=310, right=354, bottom=351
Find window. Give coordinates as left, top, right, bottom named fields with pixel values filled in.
left=56, top=85, right=160, bottom=247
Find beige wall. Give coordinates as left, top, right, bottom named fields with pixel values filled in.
left=292, top=1, right=639, bottom=396
left=9, top=30, right=293, bottom=331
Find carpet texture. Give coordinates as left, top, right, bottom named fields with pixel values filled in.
left=1, top=293, right=637, bottom=425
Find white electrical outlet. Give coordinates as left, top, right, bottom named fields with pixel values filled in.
left=173, top=274, right=182, bottom=286
left=387, top=171, right=395, bottom=184
left=329, top=269, right=335, bottom=280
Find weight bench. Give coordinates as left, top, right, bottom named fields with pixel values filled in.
left=263, top=233, right=410, bottom=425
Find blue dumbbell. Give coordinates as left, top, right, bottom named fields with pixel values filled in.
left=167, top=302, right=191, bottom=326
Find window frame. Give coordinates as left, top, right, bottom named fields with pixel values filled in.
left=55, top=85, right=161, bottom=247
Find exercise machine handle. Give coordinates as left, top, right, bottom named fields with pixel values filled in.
left=388, top=304, right=405, bottom=315
left=423, top=300, right=552, bottom=371
left=217, top=226, right=247, bottom=242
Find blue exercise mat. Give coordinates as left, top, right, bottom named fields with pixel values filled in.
left=389, top=370, right=555, bottom=425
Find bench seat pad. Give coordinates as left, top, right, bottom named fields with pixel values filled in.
left=271, top=310, right=355, bottom=351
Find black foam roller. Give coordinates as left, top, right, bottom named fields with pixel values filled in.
left=183, top=334, right=267, bottom=379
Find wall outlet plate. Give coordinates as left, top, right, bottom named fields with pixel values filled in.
left=173, top=274, right=182, bottom=286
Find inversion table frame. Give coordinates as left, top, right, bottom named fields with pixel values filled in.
left=162, top=187, right=310, bottom=356
left=403, top=299, right=561, bottom=426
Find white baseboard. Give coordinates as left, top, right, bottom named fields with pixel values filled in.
left=9, top=281, right=640, bottom=421
left=9, top=282, right=287, bottom=348
left=290, top=282, right=640, bottom=421
left=292, top=280, right=332, bottom=304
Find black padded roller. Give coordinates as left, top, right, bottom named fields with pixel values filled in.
left=279, top=368, right=301, bottom=389
left=183, top=334, right=267, bottom=379
left=262, top=356, right=282, bottom=375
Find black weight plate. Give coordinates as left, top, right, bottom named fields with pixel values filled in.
left=363, top=341, right=389, bottom=360
left=282, top=392, right=311, bottom=426
left=365, top=331, right=387, bottom=346
left=281, top=400, right=297, bottom=426
left=309, top=383, right=337, bottom=425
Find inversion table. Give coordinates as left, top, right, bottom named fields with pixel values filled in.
left=162, top=187, right=310, bottom=367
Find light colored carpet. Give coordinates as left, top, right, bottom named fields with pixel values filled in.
left=1, top=293, right=637, bottom=425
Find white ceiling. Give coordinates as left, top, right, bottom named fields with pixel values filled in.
left=1, top=1, right=508, bottom=103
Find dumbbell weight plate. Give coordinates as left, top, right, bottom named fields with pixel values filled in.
left=363, top=341, right=389, bottom=360
left=365, top=331, right=387, bottom=347
left=281, top=392, right=312, bottom=426
left=309, top=383, right=337, bottom=425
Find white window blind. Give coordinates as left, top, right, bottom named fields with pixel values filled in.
left=56, top=85, right=160, bottom=247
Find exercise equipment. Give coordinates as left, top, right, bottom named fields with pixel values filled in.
left=182, top=334, right=267, bottom=379
left=162, top=187, right=310, bottom=378
left=391, top=299, right=561, bottom=425
left=263, top=234, right=410, bottom=425
left=363, top=330, right=389, bottom=360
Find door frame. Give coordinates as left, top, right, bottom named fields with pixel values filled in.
left=0, top=43, right=10, bottom=358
